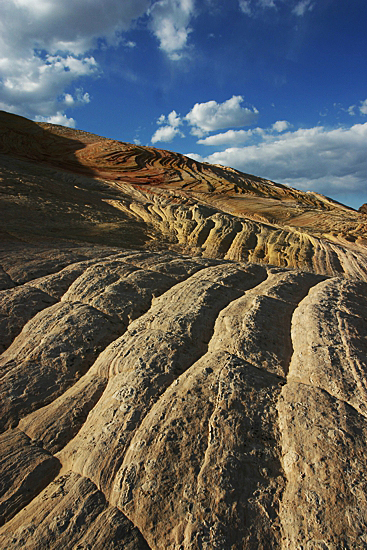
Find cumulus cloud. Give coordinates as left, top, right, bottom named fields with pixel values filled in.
left=0, top=0, right=150, bottom=123
left=0, top=0, right=150, bottom=56
left=185, top=96, right=259, bottom=137
left=167, top=110, right=182, bottom=127
left=196, top=121, right=291, bottom=146
left=271, top=120, right=292, bottom=132
left=35, top=112, right=76, bottom=128
left=151, top=97, right=259, bottom=144
left=0, top=52, right=98, bottom=119
left=151, top=125, right=182, bottom=143
left=187, top=123, right=367, bottom=197
left=156, top=110, right=182, bottom=128
left=198, top=129, right=252, bottom=146
left=360, top=99, right=367, bottom=115
left=148, top=0, right=196, bottom=60
left=151, top=109, right=184, bottom=143
left=0, top=0, right=198, bottom=124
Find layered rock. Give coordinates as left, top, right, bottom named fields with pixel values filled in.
left=1, top=111, right=367, bottom=549
left=1, top=110, right=366, bottom=279
left=0, top=249, right=366, bottom=548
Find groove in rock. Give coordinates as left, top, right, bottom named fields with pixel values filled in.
left=0, top=469, right=152, bottom=549
left=56, top=263, right=268, bottom=500
left=16, top=256, right=225, bottom=454
left=113, top=267, right=319, bottom=547
left=277, top=275, right=367, bottom=548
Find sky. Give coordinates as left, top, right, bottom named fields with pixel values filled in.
left=0, top=0, right=366, bottom=209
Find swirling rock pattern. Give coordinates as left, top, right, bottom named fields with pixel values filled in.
left=1, top=110, right=366, bottom=279
left=1, top=111, right=367, bottom=548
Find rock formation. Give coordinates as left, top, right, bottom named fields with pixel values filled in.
left=0, top=111, right=367, bottom=548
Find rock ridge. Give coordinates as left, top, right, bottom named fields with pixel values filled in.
left=1, top=111, right=367, bottom=548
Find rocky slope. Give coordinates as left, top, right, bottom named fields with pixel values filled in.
left=0, top=111, right=367, bottom=549
left=1, top=110, right=367, bottom=279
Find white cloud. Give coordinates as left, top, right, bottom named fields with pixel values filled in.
left=338, top=99, right=367, bottom=118
left=188, top=123, right=367, bottom=197
left=360, top=99, right=367, bottom=115
left=239, top=0, right=252, bottom=15
left=239, top=0, right=313, bottom=17
left=63, top=94, right=75, bottom=106
left=167, top=110, right=182, bottom=127
left=0, top=0, right=150, bottom=55
left=0, top=53, right=98, bottom=119
left=148, top=0, right=196, bottom=60
left=152, top=97, right=258, bottom=144
left=292, top=0, right=314, bottom=16
left=198, top=126, right=269, bottom=146
left=185, top=95, right=258, bottom=136
left=272, top=120, right=292, bottom=132
left=0, top=0, right=150, bottom=123
left=185, top=152, right=203, bottom=162
left=157, top=114, right=167, bottom=125
left=197, top=129, right=253, bottom=146
left=35, top=112, right=76, bottom=127
left=151, top=109, right=184, bottom=143
left=151, top=124, right=182, bottom=143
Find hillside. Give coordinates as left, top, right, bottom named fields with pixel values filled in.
left=0, top=111, right=367, bottom=549
left=1, top=110, right=366, bottom=280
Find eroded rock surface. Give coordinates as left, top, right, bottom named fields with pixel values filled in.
left=1, top=110, right=367, bottom=279
left=0, top=248, right=366, bottom=549
left=1, top=111, right=367, bottom=549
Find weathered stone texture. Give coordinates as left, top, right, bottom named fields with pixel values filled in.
left=1, top=111, right=367, bottom=549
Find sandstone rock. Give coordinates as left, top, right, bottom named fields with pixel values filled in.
left=0, top=471, right=150, bottom=549
left=115, top=350, right=284, bottom=549
left=0, top=285, right=57, bottom=353
left=0, top=429, right=60, bottom=525
left=0, top=266, right=15, bottom=291
left=57, top=263, right=268, bottom=494
left=1, top=111, right=367, bottom=549
left=286, top=277, right=367, bottom=416
left=0, top=301, right=120, bottom=432
left=278, top=382, right=367, bottom=549
left=116, top=190, right=367, bottom=280
left=277, top=276, right=367, bottom=548
left=1, top=110, right=367, bottom=278
left=16, top=256, right=222, bottom=455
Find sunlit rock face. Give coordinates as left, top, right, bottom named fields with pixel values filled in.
left=1, top=111, right=367, bottom=549
left=1, top=110, right=367, bottom=280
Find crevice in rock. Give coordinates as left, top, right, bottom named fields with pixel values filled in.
left=16, top=258, right=239, bottom=457
left=276, top=275, right=367, bottom=548
left=0, top=468, right=152, bottom=549
left=55, top=263, right=268, bottom=500
left=0, top=428, right=62, bottom=527
left=0, top=265, right=17, bottom=290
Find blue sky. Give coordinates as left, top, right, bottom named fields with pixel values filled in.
left=0, top=0, right=366, bottom=209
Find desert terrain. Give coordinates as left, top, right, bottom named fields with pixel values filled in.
left=0, top=110, right=367, bottom=549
